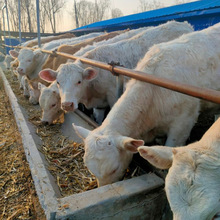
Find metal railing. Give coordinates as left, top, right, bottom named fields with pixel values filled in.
left=4, top=44, right=220, bottom=105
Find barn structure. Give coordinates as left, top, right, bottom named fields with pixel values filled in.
left=2, top=0, right=220, bottom=52
left=72, top=0, right=220, bottom=35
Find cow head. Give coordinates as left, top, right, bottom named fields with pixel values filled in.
left=73, top=124, right=144, bottom=187
left=9, top=49, right=42, bottom=76
left=136, top=123, right=220, bottom=220
left=39, top=62, right=98, bottom=112
left=38, top=82, right=63, bottom=125
left=28, top=81, right=40, bottom=105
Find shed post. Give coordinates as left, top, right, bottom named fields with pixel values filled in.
left=4, top=0, right=11, bottom=46
left=36, top=0, right=41, bottom=48
left=1, top=4, right=6, bottom=53
left=18, top=0, right=22, bottom=44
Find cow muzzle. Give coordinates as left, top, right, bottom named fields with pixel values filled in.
left=17, top=67, right=25, bottom=75
left=41, top=120, right=49, bottom=126
left=61, top=102, right=74, bottom=112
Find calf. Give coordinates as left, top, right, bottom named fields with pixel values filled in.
left=3, top=55, right=14, bottom=70
left=21, top=76, right=30, bottom=98
left=137, top=117, right=220, bottom=220
left=27, top=78, right=45, bottom=105
left=38, top=81, right=63, bottom=125
left=39, top=21, right=193, bottom=115
left=10, top=59, right=20, bottom=79
left=73, top=22, right=220, bottom=186
left=9, top=48, right=47, bottom=80
left=74, top=26, right=149, bottom=57
left=39, top=30, right=129, bottom=124
left=42, top=30, right=128, bottom=71
left=9, top=48, right=49, bottom=104
left=25, top=33, right=75, bottom=48
left=42, top=32, right=104, bottom=51
left=10, top=58, right=19, bottom=72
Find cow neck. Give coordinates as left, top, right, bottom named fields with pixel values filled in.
left=101, top=80, right=154, bottom=139
left=81, top=82, right=104, bottom=105
left=28, top=53, right=48, bottom=80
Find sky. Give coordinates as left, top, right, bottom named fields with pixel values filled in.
left=56, top=0, right=196, bottom=32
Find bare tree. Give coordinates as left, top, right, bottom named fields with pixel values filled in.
left=74, top=0, right=79, bottom=28
left=6, top=0, right=37, bottom=33
left=94, top=0, right=110, bottom=21
left=73, top=0, right=111, bottom=27
left=73, top=0, right=95, bottom=27
left=138, top=0, right=164, bottom=12
left=7, top=0, right=19, bottom=31
left=111, top=8, right=123, bottom=19
left=45, top=0, right=66, bottom=33
left=23, top=0, right=33, bottom=32
left=39, top=0, right=48, bottom=33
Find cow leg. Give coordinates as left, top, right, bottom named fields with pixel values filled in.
left=165, top=104, right=200, bottom=147
left=93, top=108, right=105, bottom=125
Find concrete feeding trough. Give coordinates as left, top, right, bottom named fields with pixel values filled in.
left=0, top=68, right=167, bottom=220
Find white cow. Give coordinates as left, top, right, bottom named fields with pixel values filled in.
left=39, top=21, right=193, bottom=114
left=1, top=54, right=14, bottom=71
left=21, top=35, right=55, bottom=47
left=21, top=75, right=30, bottom=98
left=8, top=33, right=104, bottom=104
left=9, top=58, right=30, bottom=98
left=38, top=81, right=63, bottom=125
left=10, top=59, right=20, bottom=79
left=74, top=26, right=150, bottom=57
left=42, top=32, right=104, bottom=50
left=9, top=48, right=49, bottom=104
left=73, top=22, right=220, bottom=186
left=9, top=48, right=47, bottom=80
left=27, top=79, right=42, bottom=104
left=137, top=117, right=220, bottom=220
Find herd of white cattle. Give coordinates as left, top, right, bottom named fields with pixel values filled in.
left=2, top=20, right=220, bottom=219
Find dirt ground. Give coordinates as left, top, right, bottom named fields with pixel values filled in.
left=0, top=77, right=46, bottom=219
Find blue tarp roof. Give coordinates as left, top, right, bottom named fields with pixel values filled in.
left=72, top=0, right=220, bottom=33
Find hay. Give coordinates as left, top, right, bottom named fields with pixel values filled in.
left=4, top=70, right=147, bottom=197
left=0, top=75, right=45, bottom=219
left=4, top=71, right=97, bottom=196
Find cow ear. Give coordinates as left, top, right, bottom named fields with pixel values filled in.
left=83, top=67, right=98, bottom=81
left=72, top=123, right=90, bottom=140
left=138, top=146, right=173, bottom=169
left=121, top=137, right=144, bottom=153
left=38, top=82, right=46, bottom=91
left=9, top=50, right=19, bottom=58
left=39, top=69, right=58, bottom=82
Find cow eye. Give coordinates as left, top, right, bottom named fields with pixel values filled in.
left=108, top=141, right=111, bottom=146
left=77, top=81, right=81, bottom=85
left=57, top=81, right=60, bottom=85
left=27, top=59, right=31, bottom=62
left=51, top=104, right=56, bottom=107
left=109, top=167, right=118, bottom=175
